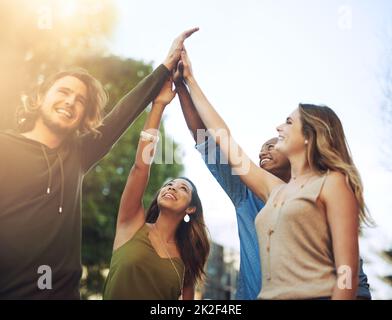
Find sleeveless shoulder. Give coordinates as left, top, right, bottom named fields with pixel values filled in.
left=300, top=170, right=329, bottom=202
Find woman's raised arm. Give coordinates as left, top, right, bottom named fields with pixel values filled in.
left=116, top=78, right=176, bottom=228
left=181, top=50, right=283, bottom=201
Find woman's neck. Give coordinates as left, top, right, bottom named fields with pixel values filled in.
left=154, top=212, right=180, bottom=243
left=289, top=152, right=313, bottom=180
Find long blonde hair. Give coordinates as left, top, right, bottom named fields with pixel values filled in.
left=298, top=103, right=374, bottom=226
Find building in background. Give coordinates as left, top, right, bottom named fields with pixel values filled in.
left=200, top=242, right=239, bottom=300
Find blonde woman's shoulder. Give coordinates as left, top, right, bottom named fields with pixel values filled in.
left=320, top=170, right=357, bottom=206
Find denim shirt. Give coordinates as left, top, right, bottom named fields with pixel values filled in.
left=196, top=136, right=371, bottom=299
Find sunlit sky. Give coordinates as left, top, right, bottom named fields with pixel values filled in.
left=109, top=0, right=392, bottom=299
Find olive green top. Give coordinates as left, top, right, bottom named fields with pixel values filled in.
left=103, top=224, right=185, bottom=300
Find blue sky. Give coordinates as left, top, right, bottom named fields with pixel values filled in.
left=110, top=0, right=392, bottom=298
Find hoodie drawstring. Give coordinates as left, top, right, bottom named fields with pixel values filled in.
left=57, top=152, right=64, bottom=214
left=41, top=145, right=52, bottom=194
left=41, top=145, right=65, bottom=214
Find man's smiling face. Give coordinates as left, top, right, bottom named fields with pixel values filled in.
left=38, top=76, right=88, bottom=136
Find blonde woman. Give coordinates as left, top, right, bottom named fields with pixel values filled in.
left=179, top=49, right=372, bottom=300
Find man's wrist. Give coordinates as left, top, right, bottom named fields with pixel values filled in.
left=163, top=59, right=174, bottom=71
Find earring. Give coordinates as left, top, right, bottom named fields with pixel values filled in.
left=305, top=140, right=308, bottom=145
left=183, top=214, right=190, bottom=223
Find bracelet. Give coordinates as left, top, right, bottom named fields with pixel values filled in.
left=140, top=130, right=159, bottom=143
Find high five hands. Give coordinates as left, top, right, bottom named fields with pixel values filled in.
left=155, top=47, right=195, bottom=107
left=158, top=27, right=198, bottom=106
left=164, top=28, right=199, bottom=71
left=157, top=29, right=198, bottom=108
left=173, top=48, right=194, bottom=87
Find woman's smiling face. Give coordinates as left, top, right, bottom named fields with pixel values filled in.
left=275, top=108, right=307, bottom=156
left=157, top=178, right=194, bottom=212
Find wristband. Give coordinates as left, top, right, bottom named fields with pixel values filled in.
left=140, top=130, right=159, bottom=143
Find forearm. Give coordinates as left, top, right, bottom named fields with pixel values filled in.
left=135, top=103, right=165, bottom=168
left=186, top=76, right=231, bottom=142
left=332, top=277, right=358, bottom=300
left=80, top=64, right=169, bottom=171
left=331, top=240, right=359, bottom=300
left=186, top=76, right=274, bottom=199
left=117, top=103, right=164, bottom=223
left=102, top=64, right=169, bottom=141
left=331, top=247, right=359, bottom=300
left=177, top=83, right=206, bottom=141
left=185, top=76, right=245, bottom=173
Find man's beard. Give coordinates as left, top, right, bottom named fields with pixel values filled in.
left=40, top=109, right=78, bottom=137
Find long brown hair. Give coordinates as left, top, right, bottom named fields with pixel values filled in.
left=17, top=68, right=108, bottom=137
left=145, top=177, right=210, bottom=287
left=298, top=103, right=374, bottom=226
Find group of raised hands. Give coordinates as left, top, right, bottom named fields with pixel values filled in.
left=154, top=28, right=198, bottom=107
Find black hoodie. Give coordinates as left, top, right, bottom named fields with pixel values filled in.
left=0, top=64, right=169, bottom=299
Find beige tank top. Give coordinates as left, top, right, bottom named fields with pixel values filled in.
left=255, top=172, right=336, bottom=299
